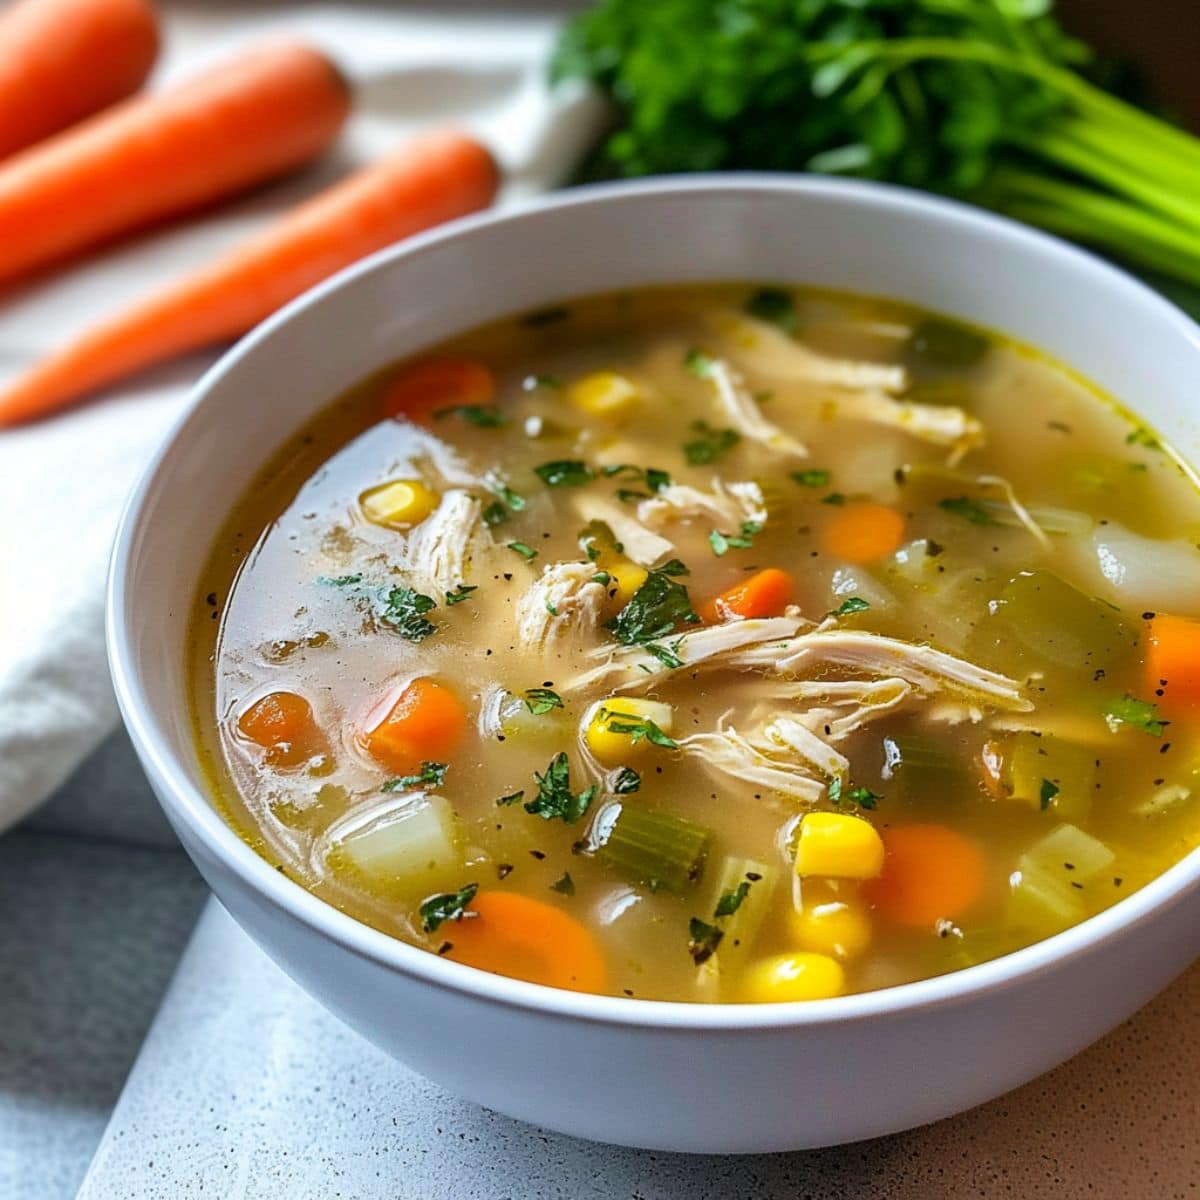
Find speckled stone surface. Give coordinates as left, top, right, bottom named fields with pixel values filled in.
left=79, top=901, right=1200, bottom=1199
left=0, top=831, right=206, bottom=1200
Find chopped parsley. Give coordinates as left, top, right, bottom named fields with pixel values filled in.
left=1125, top=426, right=1161, bottom=450
left=507, top=541, right=538, bottom=561
left=379, top=586, right=438, bottom=642
left=550, top=871, right=576, bottom=896
left=601, top=463, right=671, bottom=493
left=1103, top=693, right=1169, bottom=737
left=714, top=879, right=752, bottom=919
left=709, top=520, right=762, bottom=556
left=745, top=287, right=798, bottom=333
left=821, top=492, right=847, bottom=506
left=535, top=460, right=594, bottom=487
left=1039, top=778, right=1060, bottom=811
left=496, top=790, right=525, bottom=807
left=444, top=584, right=477, bottom=606
left=684, top=347, right=715, bottom=377
left=591, top=571, right=612, bottom=585
left=524, top=687, right=564, bottom=715
left=828, top=778, right=882, bottom=809
left=644, top=639, right=684, bottom=669
left=525, top=752, right=598, bottom=823
left=434, top=404, right=507, bottom=427
left=605, top=566, right=699, bottom=645
left=612, top=767, right=641, bottom=794
left=790, top=468, right=831, bottom=488
left=522, top=373, right=563, bottom=391
left=938, top=496, right=997, bottom=525
left=833, top=596, right=871, bottom=616
left=419, top=883, right=478, bottom=933
left=382, top=761, right=448, bottom=792
left=687, top=917, right=724, bottom=966
left=596, top=709, right=678, bottom=749
left=683, top=419, right=741, bottom=465
left=482, top=500, right=509, bottom=527
left=491, top=482, right=526, bottom=511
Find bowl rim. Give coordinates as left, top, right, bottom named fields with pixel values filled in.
left=108, top=173, right=1200, bottom=1031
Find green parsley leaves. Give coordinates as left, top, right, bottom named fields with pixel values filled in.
left=419, top=883, right=478, bottom=933
left=709, top=521, right=763, bottom=556
left=745, top=288, right=797, bottom=333
left=683, top=419, right=741, bottom=465
left=790, top=468, right=831, bottom=488
left=687, top=916, right=724, bottom=966
left=507, top=541, right=538, bottom=561
left=605, top=564, right=698, bottom=645
left=524, top=687, right=564, bottom=715
left=382, top=761, right=448, bottom=792
left=1104, top=694, right=1169, bottom=737
left=535, top=460, right=594, bottom=487
left=1039, top=778, right=1060, bottom=811
left=612, top=766, right=641, bottom=794
left=379, top=586, right=438, bottom=642
left=595, top=708, right=678, bottom=749
left=526, top=753, right=598, bottom=823
left=434, top=405, right=507, bottom=427
left=444, top=584, right=477, bottom=606
left=828, top=777, right=882, bottom=809
left=684, top=347, right=715, bottom=377
left=714, top=880, right=751, bottom=919
left=833, top=596, right=871, bottom=616
left=938, top=496, right=997, bottom=526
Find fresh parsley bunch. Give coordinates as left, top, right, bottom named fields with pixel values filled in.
left=552, top=0, right=1200, bottom=297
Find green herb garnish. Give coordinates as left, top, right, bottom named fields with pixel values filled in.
left=419, top=883, right=478, bottom=933
left=526, top=753, right=598, bottom=823
left=444, top=584, right=477, bottom=606
left=644, top=639, right=684, bottom=669
left=1103, top=694, right=1169, bottom=737
left=790, top=468, right=831, bottom=488
left=523, top=373, right=564, bottom=391
left=833, top=596, right=871, bottom=616
left=612, top=767, right=641, bottom=794
left=605, top=566, right=699, bottom=644
left=821, top=492, right=846, bottom=506
left=1039, top=778, right=1060, bottom=811
left=714, top=879, right=752, bottom=919
left=434, top=405, right=507, bottom=427
left=550, top=871, right=576, bottom=896
left=507, top=541, right=538, bottom=561
left=683, top=419, right=741, bottom=465
left=939, top=496, right=998, bottom=525
left=535, top=460, right=594, bottom=487
left=828, top=778, right=881, bottom=809
left=684, top=347, right=715, bottom=377
left=497, top=791, right=525, bottom=807
left=482, top=501, right=509, bottom=527
left=491, top=482, right=526, bottom=511
left=379, top=586, right=438, bottom=642
left=596, top=709, right=678, bottom=749
left=687, top=917, right=724, bottom=966
left=745, top=288, right=797, bottom=333
left=382, top=761, right=448, bottom=792
left=524, top=687, right=564, bottom=715
left=709, top=520, right=762, bottom=556
left=1125, top=427, right=1161, bottom=450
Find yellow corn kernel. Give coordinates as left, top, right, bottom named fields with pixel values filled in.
left=794, top=812, right=884, bottom=880
left=606, top=560, right=648, bottom=603
left=788, top=897, right=872, bottom=959
left=584, top=696, right=674, bottom=765
left=740, top=953, right=844, bottom=1003
left=359, top=479, right=438, bottom=529
left=569, top=371, right=640, bottom=418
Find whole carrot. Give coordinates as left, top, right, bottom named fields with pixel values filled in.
left=0, top=0, right=160, bottom=161
left=0, top=130, right=500, bottom=426
left=0, top=39, right=350, bottom=285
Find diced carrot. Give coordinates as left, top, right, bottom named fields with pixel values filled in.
left=820, top=502, right=905, bottom=564
left=1145, top=613, right=1200, bottom=715
left=379, top=356, right=496, bottom=426
left=707, top=567, right=793, bottom=622
left=237, top=690, right=324, bottom=766
left=863, top=824, right=986, bottom=928
left=445, top=891, right=607, bottom=993
left=363, top=677, right=467, bottom=774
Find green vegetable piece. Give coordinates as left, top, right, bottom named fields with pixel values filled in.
left=535, top=460, right=594, bottom=487
left=444, top=584, right=477, bottom=606
left=596, top=802, right=713, bottom=893
left=605, top=567, right=699, bottom=645
left=1004, top=732, right=1096, bottom=822
left=907, top=319, right=989, bottom=368
left=419, top=882, right=478, bottom=933
left=525, top=752, right=597, bottom=823
left=687, top=917, right=724, bottom=966
left=745, top=288, right=797, bottom=333
left=984, top=570, right=1137, bottom=675
left=524, top=687, right=564, bottom=715
left=1103, top=694, right=1169, bottom=737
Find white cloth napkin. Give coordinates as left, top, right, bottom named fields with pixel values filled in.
left=0, top=1, right=602, bottom=834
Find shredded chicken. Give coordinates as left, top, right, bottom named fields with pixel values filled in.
left=516, top=561, right=607, bottom=652
left=709, top=359, right=809, bottom=458
left=708, top=309, right=909, bottom=393
left=637, top=480, right=767, bottom=532
left=758, top=714, right=849, bottom=780
left=679, top=721, right=826, bottom=805
left=763, top=677, right=916, bottom=739
left=573, top=495, right=675, bottom=567
left=393, top=489, right=489, bottom=595
left=823, top=389, right=985, bottom=463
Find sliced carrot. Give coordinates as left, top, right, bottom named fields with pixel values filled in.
left=237, top=690, right=325, bottom=766
left=445, top=891, right=607, bottom=993
left=820, top=502, right=905, bottom=564
left=379, top=356, right=495, bottom=426
left=363, top=677, right=468, bottom=774
left=1145, top=613, right=1200, bottom=715
left=706, top=567, right=793, bottom=622
left=0, top=40, right=349, bottom=288
left=863, top=824, right=986, bottom=928
left=0, top=0, right=159, bottom=161
left=0, top=128, right=498, bottom=426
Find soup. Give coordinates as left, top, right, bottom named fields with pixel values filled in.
left=190, top=285, right=1200, bottom=1004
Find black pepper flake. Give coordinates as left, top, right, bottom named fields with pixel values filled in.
left=437, top=941, right=453, bottom=956
left=503, top=573, right=513, bottom=582
left=622, top=988, right=634, bottom=997
left=205, top=592, right=218, bottom=607
left=1142, top=611, right=1156, bottom=620
left=497, top=863, right=513, bottom=879
left=520, top=304, right=570, bottom=328
left=1160, top=742, right=1172, bottom=754
left=530, top=849, right=546, bottom=861
left=1114, top=877, right=1124, bottom=887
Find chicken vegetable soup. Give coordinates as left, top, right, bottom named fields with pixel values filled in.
left=191, top=285, right=1200, bottom=1003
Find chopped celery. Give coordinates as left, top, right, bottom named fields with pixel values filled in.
left=1004, top=732, right=1096, bottom=822
left=880, top=733, right=971, bottom=800
left=328, top=794, right=463, bottom=899
left=708, top=856, right=775, bottom=965
left=981, top=569, right=1137, bottom=675
left=596, top=801, right=712, bottom=892
left=1007, top=823, right=1115, bottom=936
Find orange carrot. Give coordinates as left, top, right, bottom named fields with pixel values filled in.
left=0, top=0, right=159, bottom=162
left=0, top=129, right=498, bottom=426
left=445, top=892, right=607, bottom=993
left=238, top=690, right=325, bottom=766
left=863, top=824, right=986, bottom=928
left=820, top=502, right=905, bottom=564
left=1145, top=613, right=1200, bottom=716
left=0, top=39, right=349, bottom=287
left=707, top=567, right=793, bottom=622
left=363, top=677, right=468, bottom=774
left=380, top=356, right=496, bottom=425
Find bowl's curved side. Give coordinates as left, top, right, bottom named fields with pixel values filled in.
left=109, top=177, right=1200, bottom=1151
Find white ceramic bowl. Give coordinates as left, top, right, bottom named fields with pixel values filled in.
left=109, top=178, right=1200, bottom=1153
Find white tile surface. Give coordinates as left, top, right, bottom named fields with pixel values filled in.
left=79, top=900, right=1200, bottom=1199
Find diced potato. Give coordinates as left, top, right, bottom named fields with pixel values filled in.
left=331, top=794, right=463, bottom=898
left=570, top=371, right=641, bottom=418
left=359, top=478, right=439, bottom=529
left=794, top=812, right=884, bottom=880
left=584, top=696, right=674, bottom=765
left=739, top=952, right=844, bottom=1002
